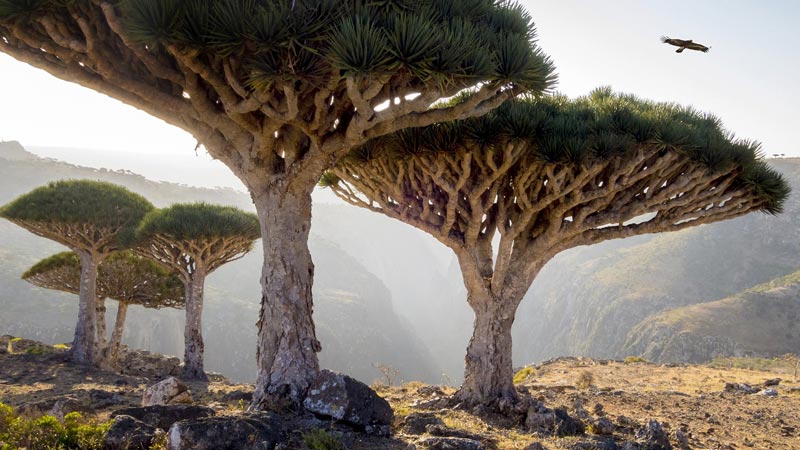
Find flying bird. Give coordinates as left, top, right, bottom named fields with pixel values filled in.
left=661, top=36, right=710, bottom=53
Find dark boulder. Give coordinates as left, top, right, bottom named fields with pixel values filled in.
left=104, top=415, right=160, bottom=450
left=634, top=420, right=672, bottom=450
left=303, top=369, right=393, bottom=435
left=167, top=412, right=287, bottom=450
left=418, top=437, right=487, bottom=450
left=112, top=405, right=215, bottom=430
left=402, top=412, right=445, bottom=435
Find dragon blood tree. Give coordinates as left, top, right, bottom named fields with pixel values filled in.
left=0, top=0, right=555, bottom=408
left=134, top=203, right=260, bottom=381
left=23, top=251, right=184, bottom=363
left=323, top=88, right=790, bottom=407
left=0, top=180, right=153, bottom=365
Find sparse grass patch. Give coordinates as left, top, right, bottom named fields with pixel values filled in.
left=24, top=346, right=46, bottom=356
left=302, top=429, right=345, bottom=450
left=624, top=356, right=648, bottom=364
left=576, top=371, right=594, bottom=389
left=709, top=355, right=798, bottom=374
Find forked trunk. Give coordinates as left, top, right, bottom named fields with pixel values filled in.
left=109, top=302, right=128, bottom=362
left=455, top=285, right=521, bottom=407
left=72, top=251, right=98, bottom=365
left=250, top=186, right=320, bottom=410
left=182, top=273, right=208, bottom=381
left=95, top=297, right=107, bottom=348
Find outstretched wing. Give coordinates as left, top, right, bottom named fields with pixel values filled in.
left=661, top=36, right=690, bottom=47
left=685, top=42, right=710, bottom=53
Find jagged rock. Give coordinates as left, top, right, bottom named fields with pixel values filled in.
left=525, top=404, right=584, bottom=437
left=426, top=425, right=489, bottom=442
left=401, top=412, right=445, bottom=435
left=167, top=412, right=287, bottom=450
left=634, top=420, right=672, bottom=450
left=525, top=443, right=547, bottom=450
left=758, top=388, right=778, bottom=397
left=86, top=389, right=127, bottom=409
left=418, top=386, right=446, bottom=397
left=763, top=378, right=782, bottom=386
left=617, top=415, right=639, bottom=429
left=142, top=377, right=192, bottom=406
left=417, top=436, right=486, bottom=450
left=724, top=383, right=758, bottom=394
left=104, top=415, right=160, bottom=450
left=112, top=405, right=215, bottom=430
left=303, top=369, right=393, bottom=435
left=673, top=429, right=690, bottom=450
left=50, top=397, right=93, bottom=420
left=568, top=437, right=619, bottom=450
left=118, top=348, right=181, bottom=378
left=590, top=417, right=616, bottom=435
left=221, top=389, right=253, bottom=404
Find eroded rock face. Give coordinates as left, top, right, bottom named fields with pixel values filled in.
left=104, top=415, right=160, bottom=450
left=303, top=369, right=393, bottom=435
left=142, top=377, right=192, bottom=406
left=167, top=412, right=287, bottom=450
left=117, top=348, right=182, bottom=379
left=112, top=405, right=215, bottom=430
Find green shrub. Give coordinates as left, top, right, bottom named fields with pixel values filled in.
left=302, top=429, right=345, bottom=450
left=513, top=366, right=536, bottom=385
left=0, top=402, right=110, bottom=450
left=24, top=346, right=46, bottom=356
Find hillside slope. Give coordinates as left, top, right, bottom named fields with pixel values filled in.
left=623, top=270, right=800, bottom=363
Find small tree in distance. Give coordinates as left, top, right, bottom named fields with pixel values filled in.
left=0, top=0, right=555, bottom=408
left=23, top=251, right=185, bottom=363
left=135, top=203, right=260, bottom=381
left=324, top=89, right=790, bottom=407
left=0, top=180, right=153, bottom=365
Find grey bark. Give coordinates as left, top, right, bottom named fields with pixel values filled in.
left=455, top=285, right=521, bottom=406
left=96, top=297, right=107, bottom=347
left=109, top=301, right=128, bottom=362
left=72, top=251, right=98, bottom=365
left=182, top=272, right=208, bottom=381
left=250, top=186, right=321, bottom=410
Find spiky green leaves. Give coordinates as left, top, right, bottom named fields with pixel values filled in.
left=112, top=0, right=555, bottom=91
left=0, top=180, right=154, bottom=249
left=24, top=251, right=185, bottom=309
left=136, top=203, right=260, bottom=242
left=338, top=88, right=790, bottom=215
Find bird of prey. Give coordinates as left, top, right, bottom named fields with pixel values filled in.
left=660, top=36, right=710, bottom=53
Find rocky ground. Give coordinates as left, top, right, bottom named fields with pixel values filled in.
left=2, top=337, right=799, bottom=449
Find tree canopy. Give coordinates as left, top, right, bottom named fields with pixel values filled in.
left=0, top=0, right=555, bottom=187
left=23, top=251, right=184, bottom=309
left=324, top=88, right=790, bottom=406
left=0, top=180, right=154, bottom=250
left=136, top=202, right=261, bottom=243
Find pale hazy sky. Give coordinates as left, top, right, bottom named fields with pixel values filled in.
left=0, top=1, right=798, bottom=189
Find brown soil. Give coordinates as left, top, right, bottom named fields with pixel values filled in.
left=2, top=345, right=799, bottom=449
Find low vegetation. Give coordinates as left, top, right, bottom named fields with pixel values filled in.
left=0, top=403, right=111, bottom=450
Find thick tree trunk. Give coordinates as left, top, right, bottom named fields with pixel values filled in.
left=182, top=273, right=208, bottom=381
left=250, top=186, right=321, bottom=410
left=95, top=297, right=107, bottom=347
left=455, top=285, right=522, bottom=407
left=72, top=251, right=98, bottom=365
left=109, top=302, right=128, bottom=362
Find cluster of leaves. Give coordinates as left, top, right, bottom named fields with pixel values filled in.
left=0, top=180, right=154, bottom=244
left=113, top=0, right=554, bottom=90
left=331, top=87, right=790, bottom=213
left=136, top=202, right=260, bottom=242
left=23, top=251, right=185, bottom=309
left=0, top=403, right=110, bottom=450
